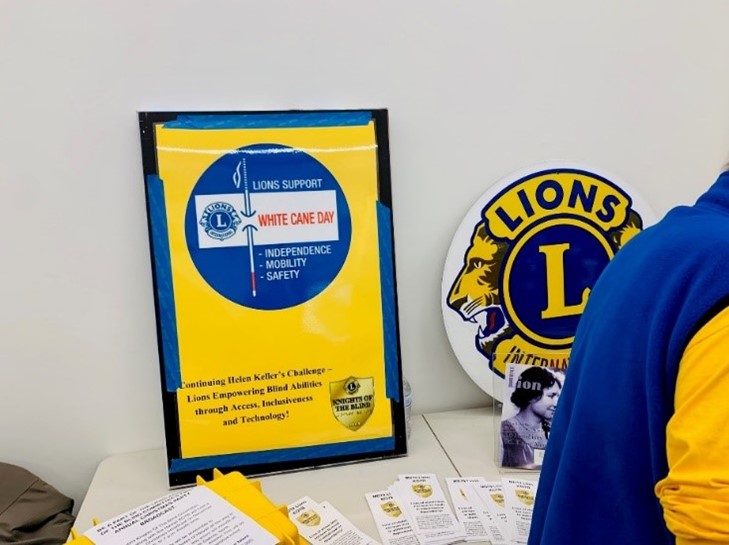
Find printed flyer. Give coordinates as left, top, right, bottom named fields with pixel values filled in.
left=139, top=110, right=406, bottom=486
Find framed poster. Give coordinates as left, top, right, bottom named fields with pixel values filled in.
left=139, top=110, right=406, bottom=487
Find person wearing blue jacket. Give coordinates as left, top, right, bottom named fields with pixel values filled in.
left=529, top=168, right=729, bottom=545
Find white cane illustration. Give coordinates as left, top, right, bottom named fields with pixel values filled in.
left=233, top=159, right=258, bottom=296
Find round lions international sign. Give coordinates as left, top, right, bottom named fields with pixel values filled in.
left=441, top=163, right=656, bottom=400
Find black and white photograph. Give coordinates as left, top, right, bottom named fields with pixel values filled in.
left=500, top=363, right=565, bottom=469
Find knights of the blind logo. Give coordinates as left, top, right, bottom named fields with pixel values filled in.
left=444, top=168, right=646, bottom=385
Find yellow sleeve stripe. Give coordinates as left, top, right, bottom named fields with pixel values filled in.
left=656, top=305, right=729, bottom=543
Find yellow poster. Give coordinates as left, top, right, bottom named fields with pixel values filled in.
left=140, top=111, right=405, bottom=486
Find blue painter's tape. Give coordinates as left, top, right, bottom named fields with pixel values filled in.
left=162, top=111, right=372, bottom=130
left=377, top=202, right=400, bottom=402
left=147, top=175, right=181, bottom=392
left=169, top=436, right=395, bottom=473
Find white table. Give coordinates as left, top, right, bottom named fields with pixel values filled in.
left=75, top=408, right=526, bottom=542
left=424, top=407, right=505, bottom=479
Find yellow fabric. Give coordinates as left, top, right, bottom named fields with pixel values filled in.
left=655, top=305, right=729, bottom=544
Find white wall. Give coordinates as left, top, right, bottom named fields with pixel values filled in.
left=2, top=0, right=729, bottom=507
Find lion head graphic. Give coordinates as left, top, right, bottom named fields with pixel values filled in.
left=447, top=222, right=511, bottom=360
left=609, top=209, right=643, bottom=249
left=446, top=211, right=642, bottom=366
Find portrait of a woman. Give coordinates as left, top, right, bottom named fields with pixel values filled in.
left=500, top=366, right=562, bottom=469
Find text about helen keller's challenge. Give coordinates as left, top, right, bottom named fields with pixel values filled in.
left=180, top=366, right=330, bottom=427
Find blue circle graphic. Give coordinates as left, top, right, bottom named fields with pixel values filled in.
left=185, top=144, right=352, bottom=310
left=503, top=220, right=611, bottom=345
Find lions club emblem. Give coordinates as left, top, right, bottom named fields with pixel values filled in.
left=199, top=201, right=241, bottom=241
left=442, top=163, right=655, bottom=399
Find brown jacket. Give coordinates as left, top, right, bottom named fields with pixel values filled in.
left=0, top=463, right=74, bottom=544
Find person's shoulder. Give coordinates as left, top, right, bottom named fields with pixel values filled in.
left=623, top=207, right=729, bottom=263
left=658, top=203, right=729, bottom=241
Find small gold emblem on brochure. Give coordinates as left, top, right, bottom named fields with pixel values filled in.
left=515, top=489, right=535, bottom=506
left=491, top=493, right=505, bottom=508
left=411, top=484, right=433, bottom=498
left=380, top=501, right=402, bottom=517
left=297, top=510, right=321, bottom=527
